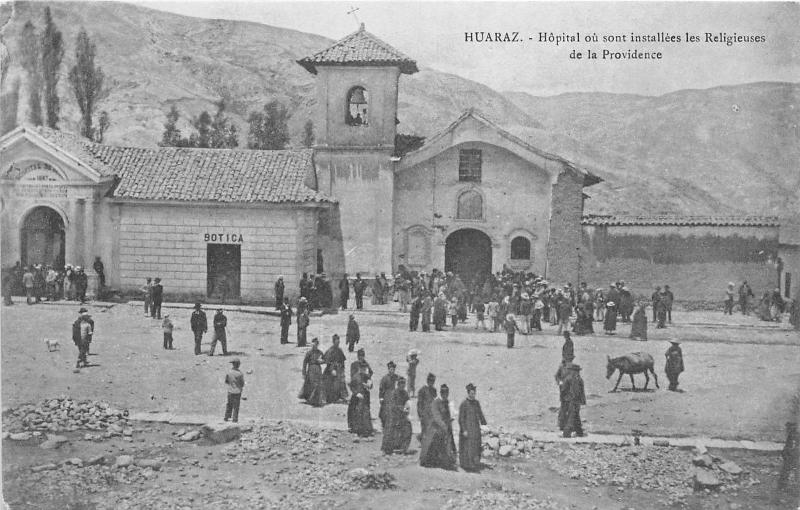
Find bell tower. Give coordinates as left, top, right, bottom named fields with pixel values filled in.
left=298, top=24, right=418, bottom=275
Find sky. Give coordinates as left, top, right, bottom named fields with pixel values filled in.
left=135, top=1, right=798, bottom=96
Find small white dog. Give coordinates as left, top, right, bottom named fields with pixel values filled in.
left=44, top=339, right=60, bottom=352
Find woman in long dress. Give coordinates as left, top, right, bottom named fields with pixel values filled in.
left=299, top=338, right=326, bottom=407
left=348, top=366, right=374, bottom=436
left=603, top=301, right=617, bottom=335
left=629, top=303, right=648, bottom=340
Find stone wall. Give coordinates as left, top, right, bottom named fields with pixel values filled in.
left=117, top=204, right=306, bottom=302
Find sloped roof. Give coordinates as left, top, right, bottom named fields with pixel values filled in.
left=8, top=126, right=332, bottom=204
left=403, top=109, right=602, bottom=187
left=581, top=215, right=781, bottom=227
left=297, top=23, right=418, bottom=75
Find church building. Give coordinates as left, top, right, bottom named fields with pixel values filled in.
left=0, top=25, right=598, bottom=302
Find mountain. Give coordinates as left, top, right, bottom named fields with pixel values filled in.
left=1, top=2, right=797, bottom=217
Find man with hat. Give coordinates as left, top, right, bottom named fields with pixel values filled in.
left=72, top=307, right=94, bottom=368
left=339, top=273, right=350, bottom=310
left=459, top=383, right=487, bottom=471
left=561, top=362, right=587, bottom=438
left=346, top=314, right=360, bottom=352
left=353, top=273, right=367, bottom=310
left=223, top=357, right=245, bottom=422
left=555, top=353, right=576, bottom=432
left=296, top=298, right=310, bottom=347
left=190, top=302, right=207, bottom=355
left=664, top=341, right=684, bottom=391
left=323, top=334, right=348, bottom=403
left=209, top=308, right=228, bottom=356
left=279, top=297, right=292, bottom=344
left=378, top=361, right=399, bottom=429
left=162, top=314, right=174, bottom=349
left=417, top=373, right=438, bottom=440
left=151, top=277, right=164, bottom=319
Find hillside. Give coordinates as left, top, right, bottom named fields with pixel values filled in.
left=1, top=2, right=797, bottom=216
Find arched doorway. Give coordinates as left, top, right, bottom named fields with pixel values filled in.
left=444, top=228, right=492, bottom=286
left=20, top=206, right=65, bottom=268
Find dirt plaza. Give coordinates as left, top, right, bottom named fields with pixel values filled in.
left=2, top=300, right=799, bottom=509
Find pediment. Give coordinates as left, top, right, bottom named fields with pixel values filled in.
left=0, top=130, right=108, bottom=185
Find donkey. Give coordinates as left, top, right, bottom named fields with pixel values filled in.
left=606, top=353, right=659, bottom=392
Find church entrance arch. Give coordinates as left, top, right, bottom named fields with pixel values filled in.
left=20, top=206, right=66, bottom=268
left=444, top=228, right=492, bottom=286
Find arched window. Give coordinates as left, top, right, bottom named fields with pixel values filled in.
left=510, top=236, right=531, bottom=260
left=456, top=190, right=483, bottom=220
left=346, top=86, right=369, bottom=126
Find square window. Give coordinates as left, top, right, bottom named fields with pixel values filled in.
left=459, top=149, right=482, bottom=182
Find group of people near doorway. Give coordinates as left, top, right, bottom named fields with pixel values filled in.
left=725, top=280, right=791, bottom=322
left=1, top=257, right=107, bottom=305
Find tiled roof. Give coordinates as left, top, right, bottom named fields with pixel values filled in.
left=297, top=23, right=418, bottom=75
left=29, top=126, right=332, bottom=204
left=581, top=215, right=781, bottom=227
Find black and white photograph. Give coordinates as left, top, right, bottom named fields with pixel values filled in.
left=0, top=1, right=798, bottom=508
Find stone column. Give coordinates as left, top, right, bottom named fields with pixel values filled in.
left=83, top=198, right=98, bottom=299
left=66, top=200, right=81, bottom=267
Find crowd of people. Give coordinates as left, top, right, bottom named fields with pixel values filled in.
left=1, top=261, right=99, bottom=305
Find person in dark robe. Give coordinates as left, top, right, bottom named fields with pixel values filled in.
left=296, top=298, right=309, bottom=347
left=663, top=285, right=675, bottom=323
left=458, top=383, right=487, bottom=472
left=572, top=306, right=590, bottom=335
left=353, top=273, right=366, bottom=310
left=738, top=281, right=754, bottom=315
left=346, top=314, right=360, bottom=352
left=409, top=295, right=422, bottom=331
left=299, top=272, right=310, bottom=302
left=350, top=348, right=374, bottom=381
left=274, top=276, right=284, bottom=310
left=655, top=295, right=668, bottom=329
left=603, top=301, right=617, bottom=334
left=420, top=384, right=457, bottom=469
left=664, top=341, right=685, bottom=391
left=299, top=338, right=326, bottom=407
left=433, top=293, right=447, bottom=331
left=790, top=292, right=800, bottom=331
left=322, top=335, right=348, bottom=403
left=379, top=361, right=399, bottom=429
left=561, top=331, right=574, bottom=360
left=318, top=274, right=333, bottom=310
left=630, top=303, right=648, bottom=341
left=619, top=286, right=633, bottom=322
left=381, top=377, right=413, bottom=454
left=339, top=274, right=350, bottom=310
left=279, top=297, right=292, bottom=344
left=562, top=363, right=587, bottom=438
left=421, top=293, right=433, bottom=332
left=504, top=313, right=520, bottom=348
left=348, top=364, right=374, bottom=437
left=650, top=286, right=661, bottom=322
left=554, top=354, right=575, bottom=432
left=417, top=373, right=437, bottom=440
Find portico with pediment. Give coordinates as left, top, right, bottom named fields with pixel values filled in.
left=1, top=131, right=117, bottom=293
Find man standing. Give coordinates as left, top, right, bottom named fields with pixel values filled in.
left=151, top=278, right=164, bottom=319
left=279, top=297, right=292, bottom=344
left=162, top=314, right=174, bottom=349
left=323, top=334, right=348, bottom=403
left=209, top=308, right=228, bottom=356
left=353, top=273, right=367, bottom=310
left=655, top=291, right=668, bottom=329
left=224, top=358, right=245, bottom=422
left=379, top=361, right=399, bottom=429
left=349, top=348, right=373, bottom=382
left=345, top=314, right=360, bottom=352
left=555, top=354, right=575, bottom=433
left=459, top=383, right=487, bottom=471
left=561, top=362, right=587, bottom=438
left=409, top=294, right=422, bottom=331
left=738, top=281, right=754, bottom=315
left=142, top=278, right=153, bottom=317
left=417, top=373, right=437, bottom=440
left=296, top=300, right=309, bottom=347
left=274, top=275, right=285, bottom=310
left=421, top=292, right=433, bottom=332
left=664, top=341, right=684, bottom=391
left=651, top=286, right=662, bottom=322
left=93, top=256, right=105, bottom=289
left=663, top=285, right=674, bottom=323
left=74, top=267, right=88, bottom=303
left=190, top=303, right=207, bottom=355
left=22, top=267, right=34, bottom=305
left=72, top=307, right=93, bottom=369
left=339, top=273, right=350, bottom=310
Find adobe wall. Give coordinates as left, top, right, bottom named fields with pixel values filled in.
left=545, top=170, right=584, bottom=285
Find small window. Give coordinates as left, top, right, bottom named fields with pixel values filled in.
left=510, top=237, right=531, bottom=260
left=459, top=149, right=482, bottom=182
left=346, top=86, right=368, bottom=126
left=456, top=190, right=483, bottom=220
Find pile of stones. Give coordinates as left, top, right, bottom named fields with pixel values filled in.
left=442, top=488, right=571, bottom=510
left=3, top=397, right=128, bottom=432
left=481, top=428, right=544, bottom=457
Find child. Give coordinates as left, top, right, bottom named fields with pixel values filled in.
left=224, top=357, right=245, bottom=422
left=448, top=298, right=458, bottom=329
left=474, top=300, right=486, bottom=330
left=406, top=350, right=420, bottom=397
left=487, top=297, right=499, bottom=332
left=504, top=313, right=521, bottom=348
left=162, top=314, right=174, bottom=349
